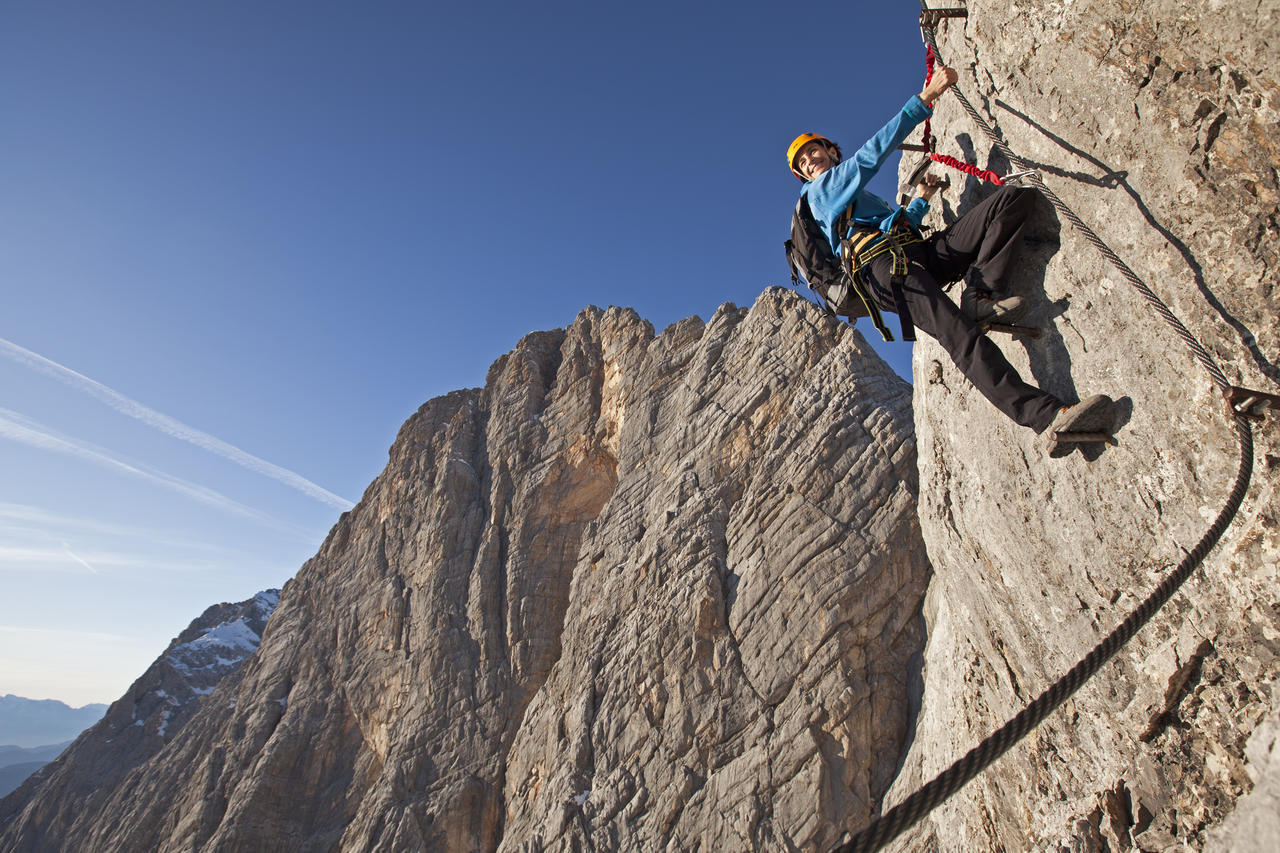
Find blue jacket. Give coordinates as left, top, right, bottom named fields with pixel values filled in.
left=801, top=95, right=934, bottom=254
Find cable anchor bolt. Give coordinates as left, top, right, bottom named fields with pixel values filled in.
left=1001, top=169, right=1040, bottom=184
left=1226, top=385, right=1280, bottom=421
left=919, top=4, right=969, bottom=40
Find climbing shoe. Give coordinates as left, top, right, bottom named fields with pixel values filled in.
left=961, top=290, right=1029, bottom=326
left=1045, top=394, right=1117, bottom=457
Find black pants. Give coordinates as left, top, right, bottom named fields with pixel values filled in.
left=862, top=186, right=1062, bottom=433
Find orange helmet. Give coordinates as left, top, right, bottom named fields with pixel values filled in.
left=786, top=133, right=842, bottom=180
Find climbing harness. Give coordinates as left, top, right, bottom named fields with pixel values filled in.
left=787, top=196, right=884, bottom=331
left=842, top=225, right=925, bottom=342
left=833, top=6, right=1262, bottom=852
left=786, top=196, right=924, bottom=343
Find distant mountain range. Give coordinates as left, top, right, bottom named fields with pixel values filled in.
left=0, top=697, right=105, bottom=798
left=0, top=742, right=73, bottom=768
left=0, top=695, right=106, bottom=749
left=0, top=742, right=73, bottom=798
left=0, top=590, right=281, bottom=837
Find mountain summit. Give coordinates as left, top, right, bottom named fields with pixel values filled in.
left=3, top=1, right=1277, bottom=850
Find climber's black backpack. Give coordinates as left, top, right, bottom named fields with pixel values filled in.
left=785, top=193, right=898, bottom=339
left=785, top=194, right=865, bottom=317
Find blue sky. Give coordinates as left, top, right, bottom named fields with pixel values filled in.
left=1, top=1, right=927, bottom=707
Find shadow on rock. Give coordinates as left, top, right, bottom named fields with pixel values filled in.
left=995, top=98, right=1280, bottom=388
left=1069, top=395, right=1134, bottom=463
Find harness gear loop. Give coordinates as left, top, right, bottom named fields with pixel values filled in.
left=884, top=230, right=918, bottom=342
left=841, top=225, right=923, bottom=342
left=831, top=208, right=893, bottom=338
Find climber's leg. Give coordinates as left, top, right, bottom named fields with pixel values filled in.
left=922, top=185, right=1036, bottom=292
left=864, top=251, right=1061, bottom=432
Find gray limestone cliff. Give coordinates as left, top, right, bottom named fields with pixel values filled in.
left=0, top=294, right=929, bottom=851
left=885, top=1, right=1278, bottom=850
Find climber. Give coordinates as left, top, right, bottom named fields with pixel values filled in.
left=785, top=65, right=1117, bottom=450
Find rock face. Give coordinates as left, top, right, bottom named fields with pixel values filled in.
left=885, top=1, right=1279, bottom=850
left=0, top=590, right=279, bottom=848
left=4, top=3, right=1277, bottom=849
left=0, top=293, right=929, bottom=851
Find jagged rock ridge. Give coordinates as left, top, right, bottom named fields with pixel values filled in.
left=0, top=293, right=929, bottom=851
left=0, top=590, right=279, bottom=848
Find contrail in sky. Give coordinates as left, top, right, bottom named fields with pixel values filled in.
left=0, top=544, right=221, bottom=573
left=0, top=501, right=252, bottom=552
left=0, top=408, right=313, bottom=538
left=60, top=542, right=99, bottom=574
left=0, top=337, right=355, bottom=511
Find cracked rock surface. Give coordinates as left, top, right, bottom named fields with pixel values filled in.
left=0, top=292, right=928, bottom=851
left=886, top=1, right=1279, bottom=850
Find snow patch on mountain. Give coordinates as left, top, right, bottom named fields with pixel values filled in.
left=162, top=590, right=279, bottom=694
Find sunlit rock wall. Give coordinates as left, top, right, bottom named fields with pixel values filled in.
left=1, top=293, right=930, bottom=852
left=886, top=1, right=1279, bottom=850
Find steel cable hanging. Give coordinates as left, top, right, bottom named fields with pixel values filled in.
left=833, top=22, right=1258, bottom=853
left=923, top=28, right=1232, bottom=392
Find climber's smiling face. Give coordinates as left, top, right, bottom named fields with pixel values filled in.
left=796, top=141, right=837, bottom=180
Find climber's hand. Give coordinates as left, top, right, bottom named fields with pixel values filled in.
left=920, top=66, right=959, bottom=106
left=917, top=172, right=947, bottom=201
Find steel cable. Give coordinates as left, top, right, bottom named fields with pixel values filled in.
left=920, top=29, right=1231, bottom=392
left=833, top=24, right=1258, bottom=853
left=837, top=417, right=1252, bottom=852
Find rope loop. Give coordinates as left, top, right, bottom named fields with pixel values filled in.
left=918, top=40, right=1004, bottom=186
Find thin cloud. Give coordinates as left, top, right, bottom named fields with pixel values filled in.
left=61, top=542, right=100, bottom=574
left=0, top=625, right=131, bottom=642
left=0, top=501, right=307, bottom=576
left=0, top=337, right=355, bottom=510
left=0, top=545, right=102, bottom=568
left=0, top=501, right=259, bottom=553
left=0, top=502, right=151, bottom=538
left=0, top=408, right=312, bottom=539
left=0, top=545, right=220, bottom=573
